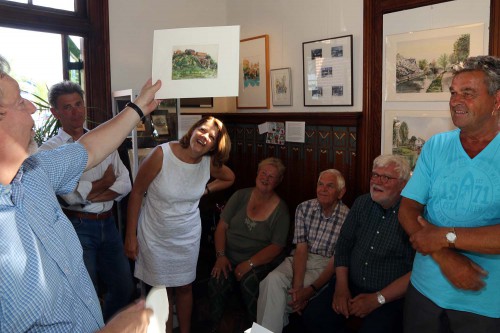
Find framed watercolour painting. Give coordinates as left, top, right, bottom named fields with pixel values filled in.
left=270, top=68, right=292, bottom=106
left=383, top=110, right=455, bottom=170
left=302, top=35, right=353, bottom=106
left=237, top=34, right=270, bottom=109
left=384, top=23, right=484, bottom=102
left=152, top=25, right=240, bottom=99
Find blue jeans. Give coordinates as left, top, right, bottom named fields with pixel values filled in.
left=69, top=215, right=134, bottom=321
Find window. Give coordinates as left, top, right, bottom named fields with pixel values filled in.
left=1, top=0, right=74, bottom=12
left=0, top=0, right=111, bottom=128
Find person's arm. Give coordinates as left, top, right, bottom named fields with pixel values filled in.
left=211, top=219, right=232, bottom=279
left=89, top=153, right=131, bottom=202
left=399, top=198, right=487, bottom=291
left=124, top=146, right=163, bottom=260
left=234, top=243, right=284, bottom=281
left=397, top=197, right=425, bottom=236
left=410, top=216, right=500, bottom=254
left=291, top=242, right=308, bottom=289
left=97, top=299, right=152, bottom=333
left=86, top=164, right=117, bottom=202
left=79, top=79, right=161, bottom=171
left=289, top=255, right=336, bottom=314
left=205, top=160, right=235, bottom=194
left=333, top=266, right=351, bottom=318
left=348, top=272, right=411, bottom=318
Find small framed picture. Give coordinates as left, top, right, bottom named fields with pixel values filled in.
left=270, top=68, right=292, bottom=106
left=152, top=115, right=169, bottom=136
left=302, top=35, right=353, bottom=106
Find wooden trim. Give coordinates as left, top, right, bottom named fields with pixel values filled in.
left=85, top=0, right=112, bottom=127
left=187, top=112, right=362, bottom=127
left=490, top=0, right=500, bottom=56
left=362, top=0, right=499, bottom=194
left=0, top=0, right=111, bottom=128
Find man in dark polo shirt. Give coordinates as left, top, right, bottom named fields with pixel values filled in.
left=302, top=155, right=415, bottom=333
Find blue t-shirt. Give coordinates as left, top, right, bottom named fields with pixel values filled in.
left=0, top=143, right=104, bottom=332
left=402, top=129, right=500, bottom=318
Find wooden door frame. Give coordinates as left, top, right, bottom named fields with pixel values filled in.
left=358, top=0, right=499, bottom=194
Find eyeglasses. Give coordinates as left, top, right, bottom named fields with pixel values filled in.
left=370, top=172, right=398, bottom=184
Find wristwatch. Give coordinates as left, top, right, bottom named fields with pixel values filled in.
left=376, top=291, right=386, bottom=305
left=445, top=228, right=457, bottom=248
left=216, top=250, right=225, bottom=258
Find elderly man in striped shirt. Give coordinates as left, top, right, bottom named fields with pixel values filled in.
left=257, top=169, right=350, bottom=333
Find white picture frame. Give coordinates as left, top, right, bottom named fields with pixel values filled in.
left=383, top=110, right=456, bottom=170
left=302, top=35, right=353, bottom=106
left=237, top=34, right=270, bottom=109
left=271, top=68, right=292, bottom=106
left=384, top=23, right=484, bottom=102
left=152, top=25, right=240, bottom=99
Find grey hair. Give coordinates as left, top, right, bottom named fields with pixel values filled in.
left=0, top=55, right=10, bottom=119
left=373, top=155, right=411, bottom=181
left=0, top=54, right=10, bottom=77
left=318, top=169, right=346, bottom=191
left=258, top=157, right=286, bottom=181
left=48, top=80, right=84, bottom=108
left=453, top=55, right=500, bottom=96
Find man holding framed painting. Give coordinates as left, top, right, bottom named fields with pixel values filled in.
left=399, top=55, right=500, bottom=332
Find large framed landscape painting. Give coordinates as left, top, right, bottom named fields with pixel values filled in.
left=383, top=110, right=455, bottom=170
left=384, top=23, right=484, bottom=102
left=152, top=25, right=240, bottom=99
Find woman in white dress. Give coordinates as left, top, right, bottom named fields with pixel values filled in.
left=125, top=116, right=234, bottom=333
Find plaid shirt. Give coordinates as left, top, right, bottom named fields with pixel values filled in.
left=334, top=193, right=415, bottom=292
left=293, top=199, right=349, bottom=257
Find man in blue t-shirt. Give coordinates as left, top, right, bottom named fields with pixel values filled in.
left=0, top=54, right=161, bottom=332
left=399, top=55, right=500, bottom=333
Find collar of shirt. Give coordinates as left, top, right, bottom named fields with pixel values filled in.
left=0, top=166, right=24, bottom=206
left=56, top=127, right=89, bottom=144
left=314, top=200, right=342, bottom=220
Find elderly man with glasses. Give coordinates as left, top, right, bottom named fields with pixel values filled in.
left=302, top=154, right=415, bottom=333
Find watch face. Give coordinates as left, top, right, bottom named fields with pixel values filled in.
left=377, top=292, right=386, bottom=305
left=446, top=232, right=457, bottom=242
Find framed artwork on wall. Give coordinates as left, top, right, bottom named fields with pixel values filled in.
left=270, top=67, right=292, bottom=106
left=152, top=25, right=240, bottom=99
left=384, top=23, right=484, bottom=102
left=237, top=34, right=270, bottom=109
left=302, top=35, right=353, bottom=106
left=383, top=110, right=455, bottom=170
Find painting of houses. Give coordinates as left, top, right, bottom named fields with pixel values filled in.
left=392, top=114, right=455, bottom=170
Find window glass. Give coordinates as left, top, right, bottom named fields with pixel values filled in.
left=68, top=35, right=84, bottom=87
left=0, top=27, right=64, bottom=134
left=33, top=0, right=74, bottom=11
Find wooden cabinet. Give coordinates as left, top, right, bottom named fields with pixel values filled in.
left=213, top=112, right=361, bottom=215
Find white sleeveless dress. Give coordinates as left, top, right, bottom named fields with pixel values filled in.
left=135, top=142, right=210, bottom=287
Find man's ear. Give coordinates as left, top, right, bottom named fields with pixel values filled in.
left=49, top=107, right=59, bottom=119
left=338, top=187, right=347, bottom=200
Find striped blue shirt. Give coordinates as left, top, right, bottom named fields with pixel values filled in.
left=0, top=143, right=104, bottom=332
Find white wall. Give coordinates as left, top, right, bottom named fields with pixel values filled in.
left=108, top=0, right=228, bottom=94
left=108, top=0, right=364, bottom=113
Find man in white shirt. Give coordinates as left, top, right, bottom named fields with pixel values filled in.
left=39, top=81, right=134, bottom=321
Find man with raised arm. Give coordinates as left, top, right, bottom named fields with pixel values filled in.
left=0, top=54, right=161, bottom=332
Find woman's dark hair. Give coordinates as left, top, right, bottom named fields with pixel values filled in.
left=179, top=116, right=231, bottom=167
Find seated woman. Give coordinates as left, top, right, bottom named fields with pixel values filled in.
left=208, top=157, right=290, bottom=330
